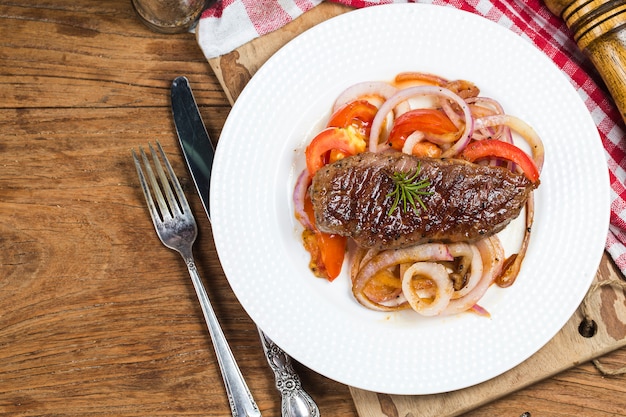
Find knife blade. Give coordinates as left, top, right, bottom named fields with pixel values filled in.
left=171, top=76, right=320, bottom=417
left=171, top=76, right=214, bottom=220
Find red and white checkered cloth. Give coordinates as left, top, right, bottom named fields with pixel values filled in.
left=196, top=0, right=626, bottom=275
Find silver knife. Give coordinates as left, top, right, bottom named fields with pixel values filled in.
left=171, top=76, right=320, bottom=417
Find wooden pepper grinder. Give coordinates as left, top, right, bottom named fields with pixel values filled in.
left=544, top=0, right=626, bottom=123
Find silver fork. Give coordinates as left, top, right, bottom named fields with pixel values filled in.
left=132, top=142, right=261, bottom=417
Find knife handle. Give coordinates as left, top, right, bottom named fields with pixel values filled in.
left=544, top=0, right=626, bottom=123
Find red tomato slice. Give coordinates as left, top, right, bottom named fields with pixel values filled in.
left=388, top=109, right=458, bottom=151
left=327, top=100, right=378, bottom=137
left=461, top=139, right=540, bottom=184
left=317, top=232, right=346, bottom=281
left=305, top=127, right=366, bottom=176
left=303, top=193, right=346, bottom=281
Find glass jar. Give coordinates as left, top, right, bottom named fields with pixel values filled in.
left=131, top=0, right=211, bottom=34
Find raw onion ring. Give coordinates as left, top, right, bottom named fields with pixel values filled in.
left=368, top=86, right=474, bottom=157
left=333, top=81, right=398, bottom=112
left=474, top=114, right=545, bottom=173
left=401, top=131, right=425, bottom=155
left=466, top=97, right=511, bottom=142
left=293, top=169, right=312, bottom=230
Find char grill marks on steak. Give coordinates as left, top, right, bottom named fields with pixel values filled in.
left=310, top=151, right=537, bottom=250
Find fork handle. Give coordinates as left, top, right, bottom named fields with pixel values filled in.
left=184, top=256, right=262, bottom=417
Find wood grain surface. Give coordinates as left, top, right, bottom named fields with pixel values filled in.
left=0, top=2, right=354, bottom=415
left=1, top=1, right=626, bottom=416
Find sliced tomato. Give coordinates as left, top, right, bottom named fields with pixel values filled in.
left=327, top=99, right=378, bottom=137
left=302, top=193, right=346, bottom=281
left=461, top=139, right=540, bottom=184
left=316, top=231, right=346, bottom=281
left=304, top=126, right=366, bottom=176
left=387, top=109, right=458, bottom=151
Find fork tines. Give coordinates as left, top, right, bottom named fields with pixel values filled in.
left=132, top=141, right=192, bottom=225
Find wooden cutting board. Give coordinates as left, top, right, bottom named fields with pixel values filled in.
left=202, top=3, right=626, bottom=416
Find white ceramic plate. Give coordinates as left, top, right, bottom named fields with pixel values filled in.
left=211, top=4, right=609, bottom=395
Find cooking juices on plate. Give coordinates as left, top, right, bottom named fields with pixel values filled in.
left=293, top=72, right=544, bottom=317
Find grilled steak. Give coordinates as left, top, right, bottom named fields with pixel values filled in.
left=310, top=151, right=537, bottom=250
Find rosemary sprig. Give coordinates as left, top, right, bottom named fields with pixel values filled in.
left=387, top=163, right=433, bottom=216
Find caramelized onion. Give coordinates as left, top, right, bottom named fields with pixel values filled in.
left=394, top=71, right=448, bottom=86
left=439, top=236, right=505, bottom=316
left=496, top=192, right=535, bottom=287
left=353, top=243, right=453, bottom=311
left=447, top=243, right=483, bottom=299
left=402, top=262, right=453, bottom=316
left=350, top=238, right=507, bottom=316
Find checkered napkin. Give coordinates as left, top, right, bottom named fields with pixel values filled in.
left=196, top=0, right=626, bottom=275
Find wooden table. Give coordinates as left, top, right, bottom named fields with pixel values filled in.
left=2, top=1, right=626, bottom=416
